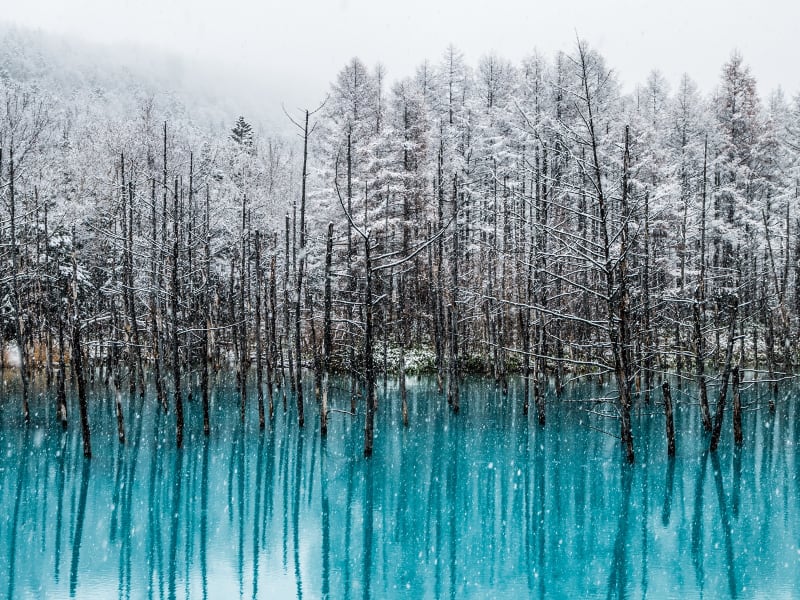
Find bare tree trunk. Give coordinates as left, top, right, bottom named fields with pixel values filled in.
left=72, top=227, right=91, bottom=459
left=710, top=296, right=739, bottom=453
left=614, top=126, right=634, bottom=463
left=321, top=222, right=334, bottom=437
left=294, top=110, right=311, bottom=427
left=696, top=137, right=712, bottom=432
left=732, top=364, right=743, bottom=446
left=284, top=214, right=296, bottom=394
left=56, top=298, right=68, bottom=428
left=581, top=51, right=636, bottom=462
left=255, top=229, right=265, bottom=430
left=127, top=181, right=144, bottom=397
left=121, top=155, right=134, bottom=397
left=643, top=192, right=653, bottom=403
left=760, top=269, right=778, bottom=412
left=150, top=179, right=167, bottom=413
left=115, top=387, right=126, bottom=444
left=448, top=175, right=460, bottom=413
left=398, top=271, right=409, bottom=428
left=346, top=132, right=359, bottom=413
left=434, top=135, right=446, bottom=393
left=172, top=177, right=184, bottom=448
left=239, top=198, right=248, bottom=424
left=202, top=186, right=211, bottom=436
left=8, top=148, right=30, bottom=423
left=662, top=381, right=676, bottom=458
left=363, top=236, right=376, bottom=456
left=306, top=284, right=321, bottom=401
left=534, top=146, right=548, bottom=426
left=522, top=275, right=531, bottom=416
left=267, top=247, right=278, bottom=420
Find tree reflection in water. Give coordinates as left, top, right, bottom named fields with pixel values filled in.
left=0, top=376, right=798, bottom=598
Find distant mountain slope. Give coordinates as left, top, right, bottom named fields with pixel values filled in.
left=0, top=24, right=282, bottom=135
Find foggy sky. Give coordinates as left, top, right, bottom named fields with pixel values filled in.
left=4, top=0, right=798, bottom=119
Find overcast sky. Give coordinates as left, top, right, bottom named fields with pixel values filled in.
left=4, top=0, right=798, bottom=118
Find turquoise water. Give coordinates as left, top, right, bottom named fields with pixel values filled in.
left=0, top=374, right=799, bottom=599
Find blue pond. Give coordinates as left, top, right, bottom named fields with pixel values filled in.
left=0, top=374, right=799, bottom=599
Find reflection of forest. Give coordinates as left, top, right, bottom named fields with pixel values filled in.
left=0, top=378, right=798, bottom=598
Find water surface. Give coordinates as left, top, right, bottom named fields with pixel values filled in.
left=0, top=375, right=798, bottom=599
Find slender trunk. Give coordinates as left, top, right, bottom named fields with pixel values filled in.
left=398, top=272, right=408, bottom=428
left=662, top=381, right=676, bottom=458
left=643, top=191, right=653, bottom=403
left=696, top=137, right=712, bottom=432
left=202, top=187, right=211, bottom=435
left=56, top=300, right=68, bottom=428
left=255, top=230, right=265, bottom=429
left=614, top=125, right=634, bottom=463
left=72, top=228, right=91, bottom=458
left=448, top=175, right=460, bottom=413
left=239, top=199, right=248, bottom=424
left=150, top=179, right=166, bottom=412
left=115, top=388, right=126, bottom=444
left=732, top=364, right=743, bottom=446
left=127, top=182, right=144, bottom=397
left=267, top=248, right=278, bottom=420
left=710, top=297, right=739, bottom=453
left=172, top=178, right=183, bottom=448
left=363, top=237, right=376, bottom=457
left=534, top=146, right=547, bottom=426
left=346, top=131, right=358, bottom=412
left=294, top=110, right=310, bottom=427
left=284, top=214, right=296, bottom=394
left=306, top=283, right=321, bottom=400
left=321, top=222, right=334, bottom=437
left=121, top=155, right=134, bottom=396
left=8, top=148, right=30, bottom=423
left=522, top=235, right=532, bottom=416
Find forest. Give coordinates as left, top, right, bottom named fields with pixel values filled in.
left=2, top=33, right=800, bottom=464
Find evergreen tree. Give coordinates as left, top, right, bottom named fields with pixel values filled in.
left=231, top=116, right=254, bottom=147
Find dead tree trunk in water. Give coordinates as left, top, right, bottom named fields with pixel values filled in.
left=71, top=228, right=91, bottom=459
left=294, top=109, right=311, bottom=428
left=696, top=137, right=712, bottom=432
left=447, top=175, right=460, bottom=414
left=580, top=44, right=635, bottom=463
left=363, top=236, right=376, bottom=457
left=614, top=125, right=634, bottom=464
left=283, top=214, right=296, bottom=397
left=534, top=146, right=548, bottom=426
left=127, top=181, right=144, bottom=397
left=239, top=198, right=248, bottom=425
left=171, top=177, right=184, bottom=449
left=580, top=51, right=635, bottom=462
left=114, top=387, right=126, bottom=444
left=267, top=246, right=278, bottom=420
left=255, top=229, right=265, bottom=430
left=732, top=364, right=743, bottom=446
left=8, top=148, right=30, bottom=423
left=522, top=256, right=532, bottom=417
left=321, top=222, right=334, bottom=437
left=56, top=295, right=68, bottom=428
left=642, top=191, right=654, bottom=403
left=201, top=187, right=211, bottom=436
left=399, top=191, right=410, bottom=427
left=150, top=178, right=167, bottom=413
left=434, top=142, right=446, bottom=393
left=346, top=133, right=359, bottom=414
left=763, top=207, right=791, bottom=398
left=710, top=295, right=739, bottom=453
left=662, top=381, right=676, bottom=458
left=398, top=270, right=409, bottom=428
